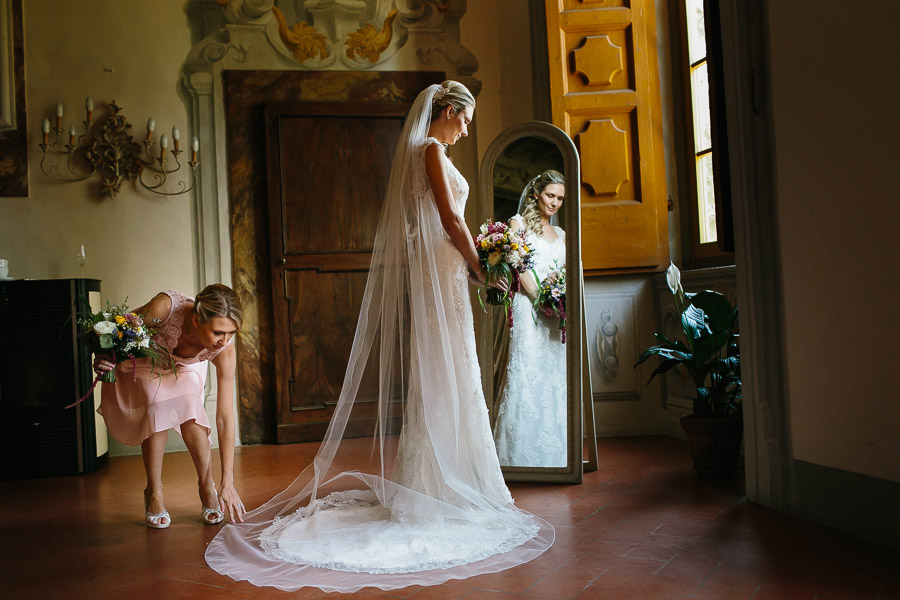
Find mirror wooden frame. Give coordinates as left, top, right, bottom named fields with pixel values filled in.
left=476, top=121, right=597, bottom=483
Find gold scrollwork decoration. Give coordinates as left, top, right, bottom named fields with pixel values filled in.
left=83, top=101, right=144, bottom=197
left=345, top=9, right=398, bottom=63
left=272, top=6, right=329, bottom=63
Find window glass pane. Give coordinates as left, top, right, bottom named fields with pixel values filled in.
left=685, top=0, right=707, bottom=64
left=696, top=153, right=717, bottom=244
left=690, top=61, right=711, bottom=152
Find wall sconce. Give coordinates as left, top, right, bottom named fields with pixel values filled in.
left=38, top=99, right=199, bottom=198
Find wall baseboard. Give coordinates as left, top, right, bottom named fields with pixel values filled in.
left=794, top=459, right=900, bottom=550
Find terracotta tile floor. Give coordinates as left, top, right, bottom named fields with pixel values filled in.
left=2, top=436, right=898, bottom=599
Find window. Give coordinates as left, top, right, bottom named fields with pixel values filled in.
left=677, top=0, right=734, bottom=265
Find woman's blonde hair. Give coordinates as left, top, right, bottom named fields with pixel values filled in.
left=520, top=169, right=566, bottom=237
left=194, top=284, right=243, bottom=329
left=429, top=80, right=476, bottom=122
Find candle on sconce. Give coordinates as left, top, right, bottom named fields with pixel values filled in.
left=146, top=117, right=155, bottom=142
left=159, top=133, right=168, bottom=160
left=41, top=118, right=50, bottom=144
left=191, top=136, right=199, bottom=162
left=56, top=102, right=63, bottom=130
left=85, top=97, right=93, bottom=123
left=172, top=126, right=180, bottom=152
left=68, top=124, right=76, bottom=147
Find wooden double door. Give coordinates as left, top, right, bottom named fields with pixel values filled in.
left=265, top=101, right=410, bottom=443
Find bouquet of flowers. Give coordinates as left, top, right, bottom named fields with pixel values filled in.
left=77, top=299, right=162, bottom=383
left=535, top=264, right=567, bottom=343
left=474, top=219, right=535, bottom=326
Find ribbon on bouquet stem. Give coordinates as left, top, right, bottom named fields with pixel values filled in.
left=66, top=355, right=135, bottom=409
left=66, top=369, right=107, bottom=409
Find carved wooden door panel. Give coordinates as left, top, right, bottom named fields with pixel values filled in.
left=545, top=0, right=669, bottom=274
left=265, top=102, right=409, bottom=443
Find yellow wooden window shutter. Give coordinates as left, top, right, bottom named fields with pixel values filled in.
left=545, top=0, right=669, bottom=274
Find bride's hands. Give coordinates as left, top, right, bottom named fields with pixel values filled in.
left=468, top=267, right=509, bottom=292
left=490, top=275, right=510, bottom=292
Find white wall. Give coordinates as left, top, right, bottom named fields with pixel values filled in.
left=4, top=0, right=196, bottom=304
left=767, top=0, right=900, bottom=483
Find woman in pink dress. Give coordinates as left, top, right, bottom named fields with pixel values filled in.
left=93, top=284, right=246, bottom=529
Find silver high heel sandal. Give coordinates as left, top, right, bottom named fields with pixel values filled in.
left=144, top=490, right=170, bottom=529
left=145, top=509, right=171, bottom=529
left=202, top=491, right=225, bottom=525
left=202, top=505, right=224, bottom=524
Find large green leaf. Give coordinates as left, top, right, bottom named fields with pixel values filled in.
left=694, top=331, right=729, bottom=365
left=646, top=358, right=684, bottom=384
left=653, top=332, right=689, bottom=353
left=635, top=346, right=693, bottom=366
left=690, top=291, right=734, bottom=334
left=682, top=305, right=709, bottom=339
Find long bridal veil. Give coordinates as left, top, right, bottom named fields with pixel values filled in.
left=205, top=84, right=553, bottom=592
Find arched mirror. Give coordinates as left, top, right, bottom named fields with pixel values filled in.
left=477, top=121, right=598, bottom=483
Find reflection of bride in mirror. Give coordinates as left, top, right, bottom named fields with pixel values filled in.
left=493, top=170, right=567, bottom=467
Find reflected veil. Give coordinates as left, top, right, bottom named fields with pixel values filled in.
left=205, top=84, right=553, bottom=593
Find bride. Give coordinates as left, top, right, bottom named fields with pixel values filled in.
left=205, top=81, right=554, bottom=592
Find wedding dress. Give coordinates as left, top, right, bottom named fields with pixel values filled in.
left=205, top=84, right=553, bottom=593
left=493, top=216, right=567, bottom=467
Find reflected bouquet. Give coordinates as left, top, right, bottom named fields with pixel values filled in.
left=535, top=264, right=567, bottom=343
left=474, top=219, right=535, bottom=326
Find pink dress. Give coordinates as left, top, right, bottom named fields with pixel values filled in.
left=98, top=290, right=230, bottom=446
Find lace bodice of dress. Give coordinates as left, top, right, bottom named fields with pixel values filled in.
left=422, top=137, right=469, bottom=212
left=153, top=290, right=229, bottom=365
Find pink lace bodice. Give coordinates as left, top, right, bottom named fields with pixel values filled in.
left=153, top=290, right=230, bottom=365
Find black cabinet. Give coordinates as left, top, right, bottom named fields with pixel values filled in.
left=0, top=279, right=108, bottom=479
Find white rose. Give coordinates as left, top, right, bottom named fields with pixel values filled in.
left=140, top=338, right=150, bottom=349
left=94, top=321, right=118, bottom=335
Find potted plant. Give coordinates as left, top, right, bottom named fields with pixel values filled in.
left=635, top=263, right=742, bottom=475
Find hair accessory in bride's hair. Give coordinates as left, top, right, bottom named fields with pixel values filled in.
left=432, top=82, right=449, bottom=103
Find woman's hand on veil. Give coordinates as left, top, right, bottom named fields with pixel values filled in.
left=219, top=480, right=246, bottom=523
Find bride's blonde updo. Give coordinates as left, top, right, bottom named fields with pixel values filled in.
left=429, top=80, right=476, bottom=122
left=521, top=170, right=566, bottom=238
left=193, top=283, right=243, bottom=329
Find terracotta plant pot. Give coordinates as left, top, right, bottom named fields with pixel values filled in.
left=679, top=415, right=743, bottom=476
